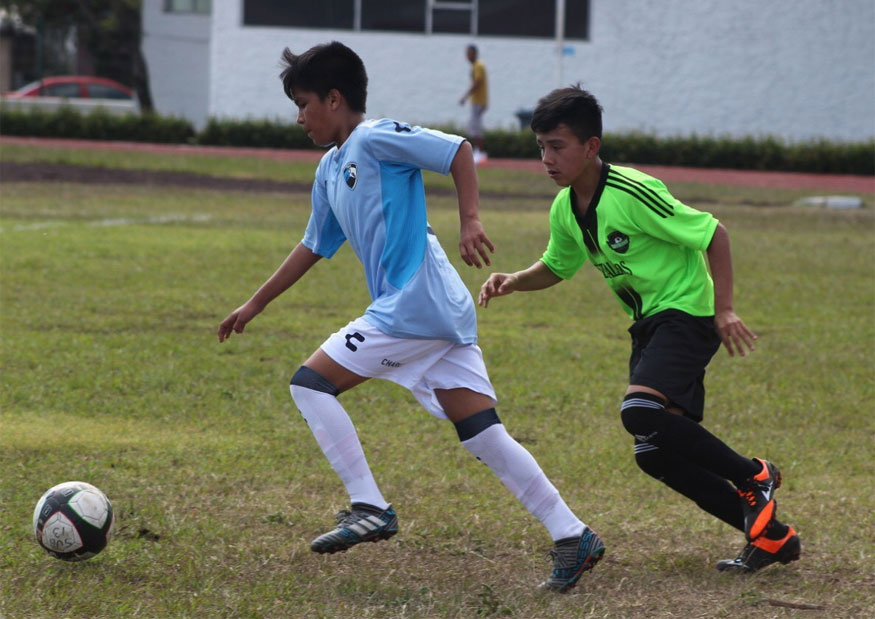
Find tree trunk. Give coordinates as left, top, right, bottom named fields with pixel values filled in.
left=118, top=0, right=153, bottom=112
left=132, top=44, right=153, bottom=111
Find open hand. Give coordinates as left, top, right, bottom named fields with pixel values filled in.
left=715, top=310, right=757, bottom=357
left=459, top=219, right=495, bottom=268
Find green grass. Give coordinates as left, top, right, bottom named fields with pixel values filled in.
left=1, top=146, right=874, bottom=617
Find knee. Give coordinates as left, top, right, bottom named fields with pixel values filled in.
left=620, top=392, right=665, bottom=436
left=290, top=366, right=339, bottom=396
left=454, top=408, right=501, bottom=442
left=633, top=443, right=667, bottom=481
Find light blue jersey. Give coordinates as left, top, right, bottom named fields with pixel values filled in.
left=302, top=118, right=477, bottom=344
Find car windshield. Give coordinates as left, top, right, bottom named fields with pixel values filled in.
left=44, top=82, right=82, bottom=97
left=13, top=80, right=42, bottom=94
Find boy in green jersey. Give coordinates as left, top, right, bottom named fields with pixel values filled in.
left=478, top=86, right=800, bottom=573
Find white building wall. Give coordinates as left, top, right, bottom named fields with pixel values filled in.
left=149, top=0, right=875, bottom=141
left=142, top=0, right=211, bottom=127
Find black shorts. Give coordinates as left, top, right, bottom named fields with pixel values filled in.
left=628, top=309, right=721, bottom=422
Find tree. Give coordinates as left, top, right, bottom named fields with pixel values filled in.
left=0, top=0, right=153, bottom=110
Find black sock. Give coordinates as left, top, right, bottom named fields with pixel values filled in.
left=634, top=440, right=745, bottom=531
left=622, top=393, right=760, bottom=486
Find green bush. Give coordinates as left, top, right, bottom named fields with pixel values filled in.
left=599, top=132, right=875, bottom=174
left=197, top=117, right=318, bottom=150
left=0, top=104, right=195, bottom=144
left=1, top=105, right=872, bottom=174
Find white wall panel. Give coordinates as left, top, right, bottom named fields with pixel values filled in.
left=145, top=0, right=875, bottom=140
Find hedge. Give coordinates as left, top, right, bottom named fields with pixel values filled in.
left=0, top=105, right=195, bottom=144
left=1, top=104, right=872, bottom=175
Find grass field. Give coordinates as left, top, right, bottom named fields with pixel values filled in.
left=1, top=144, right=873, bottom=618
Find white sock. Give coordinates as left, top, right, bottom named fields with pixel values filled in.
left=290, top=385, right=389, bottom=509
left=461, top=423, right=585, bottom=541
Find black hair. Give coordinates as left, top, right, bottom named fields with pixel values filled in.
left=279, top=41, right=368, bottom=113
left=531, top=85, right=603, bottom=142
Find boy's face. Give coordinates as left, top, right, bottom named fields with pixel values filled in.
left=535, top=124, right=600, bottom=187
left=292, top=88, right=337, bottom=147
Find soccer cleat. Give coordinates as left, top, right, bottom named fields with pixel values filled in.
left=737, top=458, right=782, bottom=541
left=309, top=503, right=398, bottom=554
left=716, top=527, right=801, bottom=573
left=539, top=527, right=605, bottom=593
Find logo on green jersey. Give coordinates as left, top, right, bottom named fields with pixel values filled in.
left=607, top=231, right=629, bottom=254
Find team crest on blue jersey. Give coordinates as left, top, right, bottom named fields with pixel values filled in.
left=607, top=231, right=629, bottom=254
left=343, top=162, right=358, bottom=190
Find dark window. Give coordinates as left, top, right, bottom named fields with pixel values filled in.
left=362, top=0, right=425, bottom=32
left=478, top=0, right=554, bottom=38
left=564, top=0, right=589, bottom=39
left=433, top=8, right=471, bottom=34
left=87, top=84, right=132, bottom=100
left=243, top=0, right=354, bottom=29
left=44, top=83, right=82, bottom=98
left=240, top=0, right=588, bottom=39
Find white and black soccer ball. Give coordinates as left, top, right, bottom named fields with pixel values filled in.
left=33, top=481, right=115, bottom=561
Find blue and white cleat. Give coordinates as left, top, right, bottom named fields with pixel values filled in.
left=310, top=503, right=398, bottom=554
left=540, top=527, right=605, bottom=592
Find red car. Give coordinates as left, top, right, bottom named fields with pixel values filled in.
left=6, top=75, right=135, bottom=101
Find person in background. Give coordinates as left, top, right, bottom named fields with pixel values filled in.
left=459, top=44, right=488, bottom=164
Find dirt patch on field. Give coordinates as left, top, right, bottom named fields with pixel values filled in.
left=0, top=161, right=314, bottom=194
left=3, top=135, right=873, bottom=195
left=0, top=160, right=550, bottom=202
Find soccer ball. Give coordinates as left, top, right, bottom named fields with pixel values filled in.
left=33, top=481, right=115, bottom=561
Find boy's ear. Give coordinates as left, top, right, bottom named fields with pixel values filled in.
left=326, top=88, right=343, bottom=110
left=585, top=136, right=601, bottom=158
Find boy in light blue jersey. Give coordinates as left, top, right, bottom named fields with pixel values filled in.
left=304, top=117, right=476, bottom=344
left=217, top=42, right=603, bottom=592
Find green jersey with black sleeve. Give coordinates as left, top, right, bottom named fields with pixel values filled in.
left=541, top=163, right=719, bottom=321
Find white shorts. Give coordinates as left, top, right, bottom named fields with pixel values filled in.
left=320, top=317, right=497, bottom=419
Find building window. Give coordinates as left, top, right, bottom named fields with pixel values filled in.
left=479, top=0, right=551, bottom=38
left=361, top=0, right=426, bottom=32
left=243, top=0, right=353, bottom=29
left=432, top=8, right=472, bottom=34
left=165, top=0, right=211, bottom=14
left=242, top=0, right=588, bottom=40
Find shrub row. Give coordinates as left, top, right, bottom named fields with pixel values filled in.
left=0, top=105, right=195, bottom=144
left=2, top=104, right=872, bottom=175
left=599, top=133, right=875, bottom=176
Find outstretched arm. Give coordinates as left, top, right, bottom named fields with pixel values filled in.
left=451, top=140, right=494, bottom=268
left=707, top=222, right=757, bottom=356
left=478, top=260, right=562, bottom=308
left=217, top=243, right=322, bottom=342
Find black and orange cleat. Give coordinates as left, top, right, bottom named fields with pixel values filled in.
left=737, top=458, right=782, bottom=542
left=716, top=527, right=801, bottom=573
